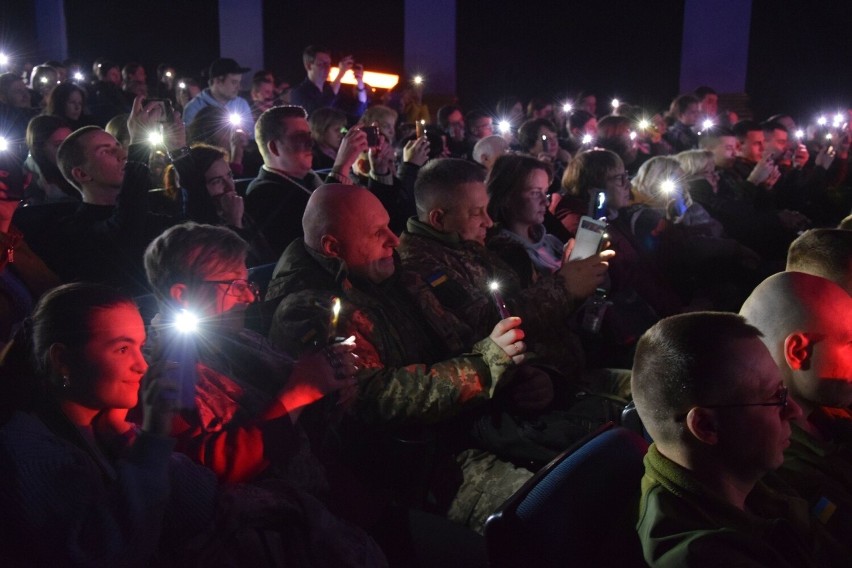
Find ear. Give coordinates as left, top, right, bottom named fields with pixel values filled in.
left=169, top=283, right=191, bottom=308
left=48, top=343, right=71, bottom=378
left=320, top=234, right=341, bottom=258
left=685, top=407, right=719, bottom=446
left=428, top=208, right=446, bottom=231
left=70, top=165, right=91, bottom=184
left=784, top=332, right=812, bottom=371
left=267, top=138, right=281, bottom=158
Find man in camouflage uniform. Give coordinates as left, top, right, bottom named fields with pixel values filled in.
left=741, top=269, right=852, bottom=548
left=397, top=158, right=625, bottom=396
left=265, top=184, right=551, bottom=533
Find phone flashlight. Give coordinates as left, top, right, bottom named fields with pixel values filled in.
left=611, top=98, right=620, bottom=109
left=413, top=75, right=423, bottom=85
left=582, top=133, right=593, bottom=145
left=328, top=296, right=342, bottom=343
left=178, top=81, right=187, bottom=89
left=73, top=72, right=84, bottom=81
left=795, top=129, right=804, bottom=140
left=834, top=113, right=844, bottom=124
left=165, top=71, right=173, bottom=78
left=229, top=113, right=242, bottom=127
left=148, top=130, right=164, bottom=146
left=498, top=120, right=511, bottom=134
left=629, top=131, right=637, bottom=141
left=0, top=53, right=8, bottom=66
left=489, top=282, right=512, bottom=319
left=39, top=76, right=49, bottom=84
left=562, top=102, right=573, bottom=113
left=660, top=180, right=676, bottom=194
left=0, top=137, right=8, bottom=152
left=826, top=133, right=833, bottom=141
left=162, top=309, right=200, bottom=409
left=817, top=116, right=828, bottom=126
left=638, top=119, right=650, bottom=130
left=702, top=118, right=714, bottom=130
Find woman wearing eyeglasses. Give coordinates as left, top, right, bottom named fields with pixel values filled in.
left=161, top=143, right=275, bottom=266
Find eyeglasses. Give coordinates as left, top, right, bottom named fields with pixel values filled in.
left=202, top=279, right=261, bottom=302
left=703, top=385, right=789, bottom=409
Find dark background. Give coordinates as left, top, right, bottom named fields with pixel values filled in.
left=1, top=0, right=850, bottom=121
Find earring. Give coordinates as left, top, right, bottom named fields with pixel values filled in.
left=62, top=375, right=70, bottom=389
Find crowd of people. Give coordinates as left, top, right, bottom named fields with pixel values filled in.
left=0, top=43, right=851, bottom=566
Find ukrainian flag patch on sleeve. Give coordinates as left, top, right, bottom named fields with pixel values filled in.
left=427, top=271, right=448, bottom=287
left=812, top=496, right=837, bottom=524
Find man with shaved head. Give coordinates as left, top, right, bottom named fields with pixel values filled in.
left=472, top=135, right=508, bottom=173
left=265, top=183, right=546, bottom=534
left=741, top=271, right=852, bottom=548
left=632, top=312, right=851, bottom=566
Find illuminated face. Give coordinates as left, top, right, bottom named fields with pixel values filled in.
left=510, top=169, right=549, bottom=227
left=307, top=52, right=332, bottom=83
left=189, top=262, right=255, bottom=330
left=470, top=117, right=493, bottom=140
left=276, top=116, right=314, bottom=177
left=73, top=304, right=148, bottom=411
left=43, top=126, right=72, bottom=166
left=714, top=337, right=802, bottom=477
left=711, top=136, right=738, bottom=169
left=204, top=158, right=236, bottom=201
left=252, top=82, right=275, bottom=112
left=793, top=298, right=852, bottom=409
left=129, top=66, right=146, bottom=84
left=77, top=130, right=127, bottom=193
left=212, top=73, right=243, bottom=101
left=106, top=67, right=121, bottom=86
left=447, top=110, right=465, bottom=141
left=439, top=181, right=493, bottom=245
left=740, top=131, right=765, bottom=162
left=679, top=103, right=700, bottom=127
left=335, top=192, right=400, bottom=284
left=4, top=78, right=30, bottom=108
left=604, top=166, right=631, bottom=210
left=321, top=121, right=346, bottom=150
left=534, top=127, right=559, bottom=158
left=699, top=93, right=718, bottom=117
left=64, top=89, right=84, bottom=121
left=767, top=129, right=788, bottom=155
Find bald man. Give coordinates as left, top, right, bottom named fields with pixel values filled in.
left=472, top=135, right=508, bottom=173
left=741, top=271, right=852, bottom=547
left=786, top=228, right=852, bottom=295
left=265, top=184, right=547, bottom=533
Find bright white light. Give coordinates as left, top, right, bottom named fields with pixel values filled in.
left=702, top=118, right=714, bottom=130
left=0, top=137, right=8, bottom=152
left=638, top=119, right=650, bottom=130
left=795, top=129, right=804, bottom=139
left=835, top=113, right=844, bottom=124
left=39, top=76, right=48, bottom=84
left=165, top=71, right=173, bottom=78
left=629, top=131, right=637, bottom=140
left=611, top=98, right=620, bottom=109
left=582, top=133, right=593, bottom=145
left=562, top=102, right=573, bottom=113
left=73, top=72, right=84, bottom=81
left=148, top=131, right=164, bottom=146
left=174, top=310, right=199, bottom=333
left=826, top=133, right=833, bottom=140
left=332, top=297, right=341, bottom=319
left=229, top=113, right=242, bottom=127
left=817, top=116, right=827, bottom=126
left=178, top=81, right=187, bottom=90
left=660, top=180, right=676, bottom=194
left=489, top=281, right=500, bottom=292
left=329, top=66, right=399, bottom=90
left=413, top=75, right=423, bottom=85
left=0, top=53, right=7, bottom=66
left=498, top=120, right=511, bottom=134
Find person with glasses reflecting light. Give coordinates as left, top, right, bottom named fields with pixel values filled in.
left=741, top=270, right=852, bottom=551
left=632, top=311, right=849, bottom=567
left=144, top=222, right=358, bottom=490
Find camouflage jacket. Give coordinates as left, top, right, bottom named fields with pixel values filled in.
left=397, top=217, right=585, bottom=380
left=266, top=239, right=515, bottom=426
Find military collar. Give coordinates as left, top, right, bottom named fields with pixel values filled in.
left=406, top=217, right=463, bottom=248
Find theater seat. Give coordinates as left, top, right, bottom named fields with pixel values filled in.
left=484, top=423, right=649, bottom=568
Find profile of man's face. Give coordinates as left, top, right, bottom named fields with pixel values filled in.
left=792, top=302, right=852, bottom=409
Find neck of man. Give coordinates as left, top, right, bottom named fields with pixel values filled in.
left=265, top=162, right=311, bottom=181
left=210, top=88, right=231, bottom=106
left=309, top=73, right=325, bottom=90
left=678, top=447, right=758, bottom=511
left=82, top=185, right=119, bottom=206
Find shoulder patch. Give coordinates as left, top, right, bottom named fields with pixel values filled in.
left=427, top=271, right=448, bottom=287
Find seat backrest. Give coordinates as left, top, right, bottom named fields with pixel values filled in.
left=485, top=423, right=649, bottom=568
left=621, top=400, right=654, bottom=443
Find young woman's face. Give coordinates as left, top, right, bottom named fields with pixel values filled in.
left=510, top=168, right=549, bottom=227
left=204, top=158, right=236, bottom=199
left=64, top=90, right=83, bottom=121
left=321, top=121, right=346, bottom=150
left=74, top=304, right=148, bottom=411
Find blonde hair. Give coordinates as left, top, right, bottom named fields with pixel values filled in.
left=631, top=156, right=685, bottom=207
left=675, top=149, right=714, bottom=178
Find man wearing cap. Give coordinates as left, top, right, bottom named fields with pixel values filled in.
left=182, top=58, right=253, bottom=130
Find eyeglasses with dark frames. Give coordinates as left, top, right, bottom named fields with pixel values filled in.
left=201, top=279, right=262, bottom=302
